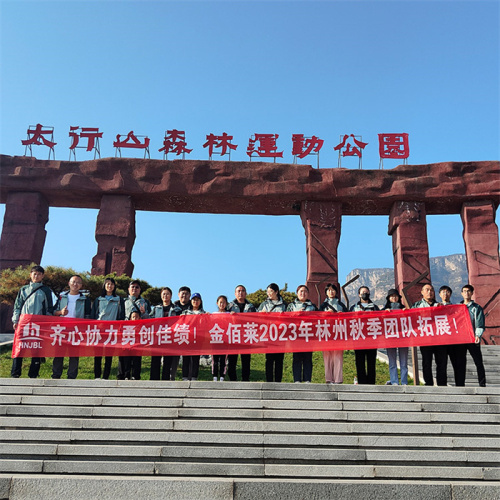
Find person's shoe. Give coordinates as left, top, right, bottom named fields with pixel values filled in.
left=11, top=375, right=20, bottom=379
left=220, top=377, right=224, bottom=382
left=213, top=377, right=217, bottom=382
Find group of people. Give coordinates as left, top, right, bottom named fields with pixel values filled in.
left=10, top=265, right=486, bottom=387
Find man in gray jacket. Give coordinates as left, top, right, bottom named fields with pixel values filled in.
left=52, top=275, right=91, bottom=379
left=11, top=265, right=54, bottom=378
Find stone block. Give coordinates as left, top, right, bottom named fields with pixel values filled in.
left=373, top=466, right=484, bottom=480
left=32, top=386, right=111, bottom=397
left=8, top=476, right=234, bottom=500
left=43, top=460, right=155, bottom=475
left=5, top=405, right=93, bottom=417
left=233, top=479, right=451, bottom=500
left=167, top=431, right=264, bottom=445
left=466, top=451, right=500, bottom=464
left=350, top=422, right=441, bottom=434
left=179, top=408, right=263, bottom=419
left=451, top=483, right=500, bottom=500
left=81, top=418, right=173, bottom=431
left=346, top=411, right=431, bottom=422
left=107, top=387, right=188, bottom=398
left=0, top=396, right=21, bottom=405
left=337, top=392, right=415, bottom=402
left=483, top=468, right=500, bottom=480
left=453, top=437, right=500, bottom=449
left=358, top=436, right=453, bottom=449
left=0, top=430, right=71, bottom=442
left=0, top=460, right=43, bottom=473
left=264, top=447, right=366, bottom=462
left=0, top=386, right=33, bottom=395
left=160, top=445, right=264, bottom=460
left=264, top=434, right=358, bottom=447
left=101, top=397, right=183, bottom=407
left=365, top=449, right=467, bottom=462
left=262, top=409, right=345, bottom=421
left=0, top=416, right=83, bottom=429
left=342, top=401, right=423, bottom=412
left=182, top=398, right=263, bottom=409
left=263, top=421, right=352, bottom=434
left=421, top=403, right=499, bottom=414
left=155, top=462, right=264, bottom=476
left=173, top=420, right=264, bottom=432
left=20, top=395, right=103, bottom=406
left=91, top=406, right=178, bottom=419
left=187, top=389, right=262, bottom=400
left=441, top=424, right=499, bottom=435
left=264, top=464, right=375, bottom=478
left=57, top=444, right=161, bottom=457
left=0, top=443, right=57, bottom=457
left=262, top=399, right=342, bottom=410
left=0, top=476, right=10, bottom=500
left=68, top=430, right=170, bottom=443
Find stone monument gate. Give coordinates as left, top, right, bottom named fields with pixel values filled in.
left=0, top=155, right=499, bottom=343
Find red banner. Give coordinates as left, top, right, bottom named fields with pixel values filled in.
left=12, top=305, right=474, bottom=358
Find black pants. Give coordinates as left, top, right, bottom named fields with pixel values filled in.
left=118, top=356, right=142, bottom=379
left=11, top=357, right=41, bottom=378
left=466, top=342, right=486, bottom=386
left=52, top=357, right=79, bottom=379
left=420, top=345, right=447, bottom=386
left=265, top=353, right=284, bottom=382
left=354, top=349, right=376, bottom=384
left=94, top=356, right=113, bottom=379
left=292, top=352, right=313, bottom=382
left=227, top=354, right=251, bottom=381
left=212, top=355, right=227, bottom=379
left=150, top=356, right=180, bottom=380
left=182, top=355, right=200, bottom=380
left=448, top=344, right=467, bottom=386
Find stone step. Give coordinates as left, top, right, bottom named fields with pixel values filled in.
left=0, top=379, right=498, bottom=496
left=2, top=475, right=500, bottom=500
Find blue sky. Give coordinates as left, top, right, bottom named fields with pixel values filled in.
left=1, top=0, right=499, bottom=308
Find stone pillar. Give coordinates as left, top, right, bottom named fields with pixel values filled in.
left=388, top=201, right=431, bottom=306
left=461, top=201, right=500, bottom=344
left=91, top=195, right=135, bottom=277
left=300, top=201, right=341, bottom=307
left=0, top=192, right=49, bottom=271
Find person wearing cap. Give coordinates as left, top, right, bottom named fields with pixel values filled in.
left=258, top=283, right=287, bottom=382
left=383, top=289, right=408, bottom=385
left=180, top=292, right=206, bottom=381
left=350, top=286, right=379, bottom=384
left=319, top=283, right=347, bottom=384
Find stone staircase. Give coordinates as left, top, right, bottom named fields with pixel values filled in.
left=0, top=379, right=499, bottom=499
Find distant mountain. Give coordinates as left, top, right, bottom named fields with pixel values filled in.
left=344, top=254, right=468, bottom=307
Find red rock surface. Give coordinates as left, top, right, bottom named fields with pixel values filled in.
left=461, top=201, right=500, bottom=345
left=1, top=156, right=498, bottom=215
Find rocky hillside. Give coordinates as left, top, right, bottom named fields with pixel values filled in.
left=344, top=254, right=468, bottom=307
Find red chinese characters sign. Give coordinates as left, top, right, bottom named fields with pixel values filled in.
left=378, top=133, right=409, bottom=159
left=13, top=305, right=473, bottom=358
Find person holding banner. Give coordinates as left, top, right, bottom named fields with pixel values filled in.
left=181, top=292, right=206, bottom=381
left=227, top=285, right=256, bottom=382
left=212, top=295, right=229, bottom=381
left=11, top=265, right=54, bottom=378
left=459, top=284, right=486, bottom=387
left=150, top=287, right=179, bottom=381
left=288, top=285, right=317, bottom=383
left=412, top=284, right=447, bottom=386
left=350, top=286, right=379, bottom=384
left=383, top=289, right=408, bottom=385
left=92, top=277, right=125, bottom=379
left=52, top=275, right=91, bottom=379
left=258, top=283, right=287, bottom=382
left=320, top=283, right=347, bottom=384
left=118, top=280, right=151, bottom=380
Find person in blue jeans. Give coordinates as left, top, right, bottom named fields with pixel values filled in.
left=383, top=289, right=408, bottom=385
